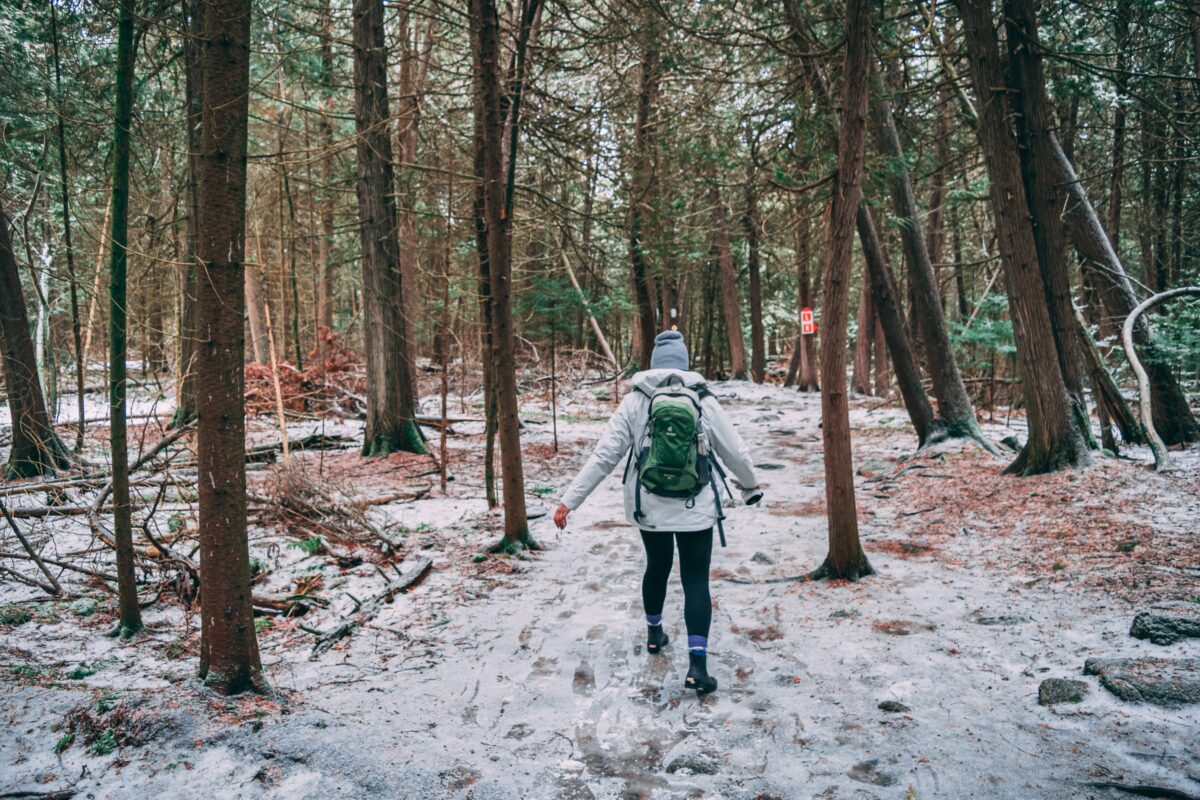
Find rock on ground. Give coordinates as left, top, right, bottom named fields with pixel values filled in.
left=1129, top=602, right=1200, bottom=646
left=1038, top=679, right=1088, bottom=706
left=1084, top=658, right=1200, bottom=707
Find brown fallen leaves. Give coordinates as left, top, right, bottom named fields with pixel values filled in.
left=870, top=448, right=1198, bottom=603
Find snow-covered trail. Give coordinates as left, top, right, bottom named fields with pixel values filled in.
left=3, top=382, right=1196, bottom=799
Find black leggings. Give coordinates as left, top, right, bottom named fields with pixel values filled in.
left=639, top=528, right=713, bottom=639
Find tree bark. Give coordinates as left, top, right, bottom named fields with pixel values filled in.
left=628, top=22, right=660, bottom=369
left=315, top=0, right=336, bottom=336
left=352, top=0, right=424, bottom=456
left=194, top=0, right=266, bottom=695
left=1044, top=106, right=1199, bottom=447
left=795, top=207, right=819, bottom=391
left=106, top=0, right=142, bottom=637
left=812, top=0, right=873, bottom=582
left=1, top=204, right=68, bottom=479
left=711, top=179, right=748, bottom=380
left=49, top=0, right=86, bottom=454
left=856, top=204, right=938, bottom=444
left=851, top=278, right=874, bottom=395
left=1004, top=0, right=1091, bottom=438
left=472, top=0, right=535, bottom=550
left=743, top=182, right=766, bottom=383
left=868, top=68, right=990, bottom=446
left=954, top=0, right=1087, bottom=475
left=472, top=61, right=499, bottom=509
left=173, top=0, right=203, bottom=429
left=786, top=0, right=934, bottom=440
left=245, top=262, right=269, bottom=364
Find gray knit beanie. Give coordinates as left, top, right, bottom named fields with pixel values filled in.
left=650, top=330, right=689, bottom=371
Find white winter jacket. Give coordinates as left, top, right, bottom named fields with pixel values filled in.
left=560, top=369, right=759, bottom=532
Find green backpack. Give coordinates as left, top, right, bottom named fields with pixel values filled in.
left=625, top=378, right=732, bottom=546
left=637, top=385, right=707, bottom=498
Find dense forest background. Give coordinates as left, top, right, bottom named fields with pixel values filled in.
left=4, top=0, right=1197, bottom=408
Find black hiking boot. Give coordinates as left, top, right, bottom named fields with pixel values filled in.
left=647, top=625, right=670, bottom=654
left=685, top=652, right=718, bottom=695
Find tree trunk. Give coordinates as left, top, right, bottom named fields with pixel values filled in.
left=856, top=203, right=938, bottom=445
left=873, top=312, right=890, bottom=397
left=743, top=182, right=766, bottom=383
left=472, top=0, right=535, bottom=550
left=173, top=0, right=203, bottom=429
left=851, top=278, right=873, bottom=395
left=194, top=0, right=266, bottom=695
left=352, top=0, right=424, bottom=456
left=954, top=0, right=1087, bottom=475
left=629, top=22, right=660, bottom=369
left=868, top=68, right=990, bottom=446
left=786, top=0, right=933, bottom=439
left=396, top=4, right=431, bottom=390
left=1, top=203, right=68, bottom=479
left=472, top=67, right=499, bottom=509
left=812, top=0, right=873, bottom=582
left=315, top=0, right=336, bottom=336
left=795, top=208, right=819, bottom=391
left=1004, top=0, right=1091, bottom=440
left=1106, top=0, right=1130, bottom=255
left=245, top=263, right=269, bottom=364
left=1044, top=103, right=1199, bottom=447
left=711, top=180, right=748, bottom=380
left=49, top=0, right=86, bottom=454
left=106, top=0, right=142, bottom=637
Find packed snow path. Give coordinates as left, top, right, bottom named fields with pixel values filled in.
left=2, top=382, right=1197, bottom=799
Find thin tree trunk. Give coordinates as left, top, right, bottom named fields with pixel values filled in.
left=1, top=203, right=68, bottom=478
left=954, top=0, right=1086, bottom=475
left=83, top=191, right=112, bottom=367
left=49, top=0, right=85, bottom=453
left=711, top=180, right=748, bottom=380
left=857, top=204, right=938, bottom=444
left=473, top=75, right=499, bottom=509
left=629, top=22, right=660, bottom=369
left=743, top=182, right=766, bottom=383
left=106, top=0, right=142, bottom=638
left=472, top=0, right=536, bottom=549
left=245, top=261, right=269, bottom=364
left=795, top=208, right=818, bottom=391
left=315, top=0, right=336, bottom=336
left=873, top=313, right=890, bottom=397
left=352, top=0, right=424, bottom=456
left=812, top=0, right=873, bottom=582
left=1106, top=0, right=1130, bottom=254
left=173, top=0, right=203, bottom=429
left=194, top=0, right=267, bottom=695
left=851, top=278, right=873, bottom=395
left=1074, top=307, right=1141, bottom=445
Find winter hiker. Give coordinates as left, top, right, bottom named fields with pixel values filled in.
left=553, top=330, right=762, bottom=695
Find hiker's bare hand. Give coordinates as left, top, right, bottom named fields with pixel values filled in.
left=554, top=503, right=570, bottom=529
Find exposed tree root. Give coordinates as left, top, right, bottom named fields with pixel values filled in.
left=808, top=553, right=875, bottom=582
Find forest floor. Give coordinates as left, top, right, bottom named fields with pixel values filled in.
left=1, top=375, right=1199, bottom=799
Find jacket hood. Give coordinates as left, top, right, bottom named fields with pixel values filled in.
left=630, top=368, right=708, bottom=394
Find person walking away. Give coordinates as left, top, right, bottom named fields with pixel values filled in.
left=553, top=331, right=762, bottom=695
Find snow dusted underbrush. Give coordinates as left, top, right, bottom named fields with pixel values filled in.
left=1, top=379, right=1198, bottom=799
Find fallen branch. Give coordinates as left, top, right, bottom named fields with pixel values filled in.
left=0, top=498, right=61, bottom=595
left=305, top=557, right=432, bottom=658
